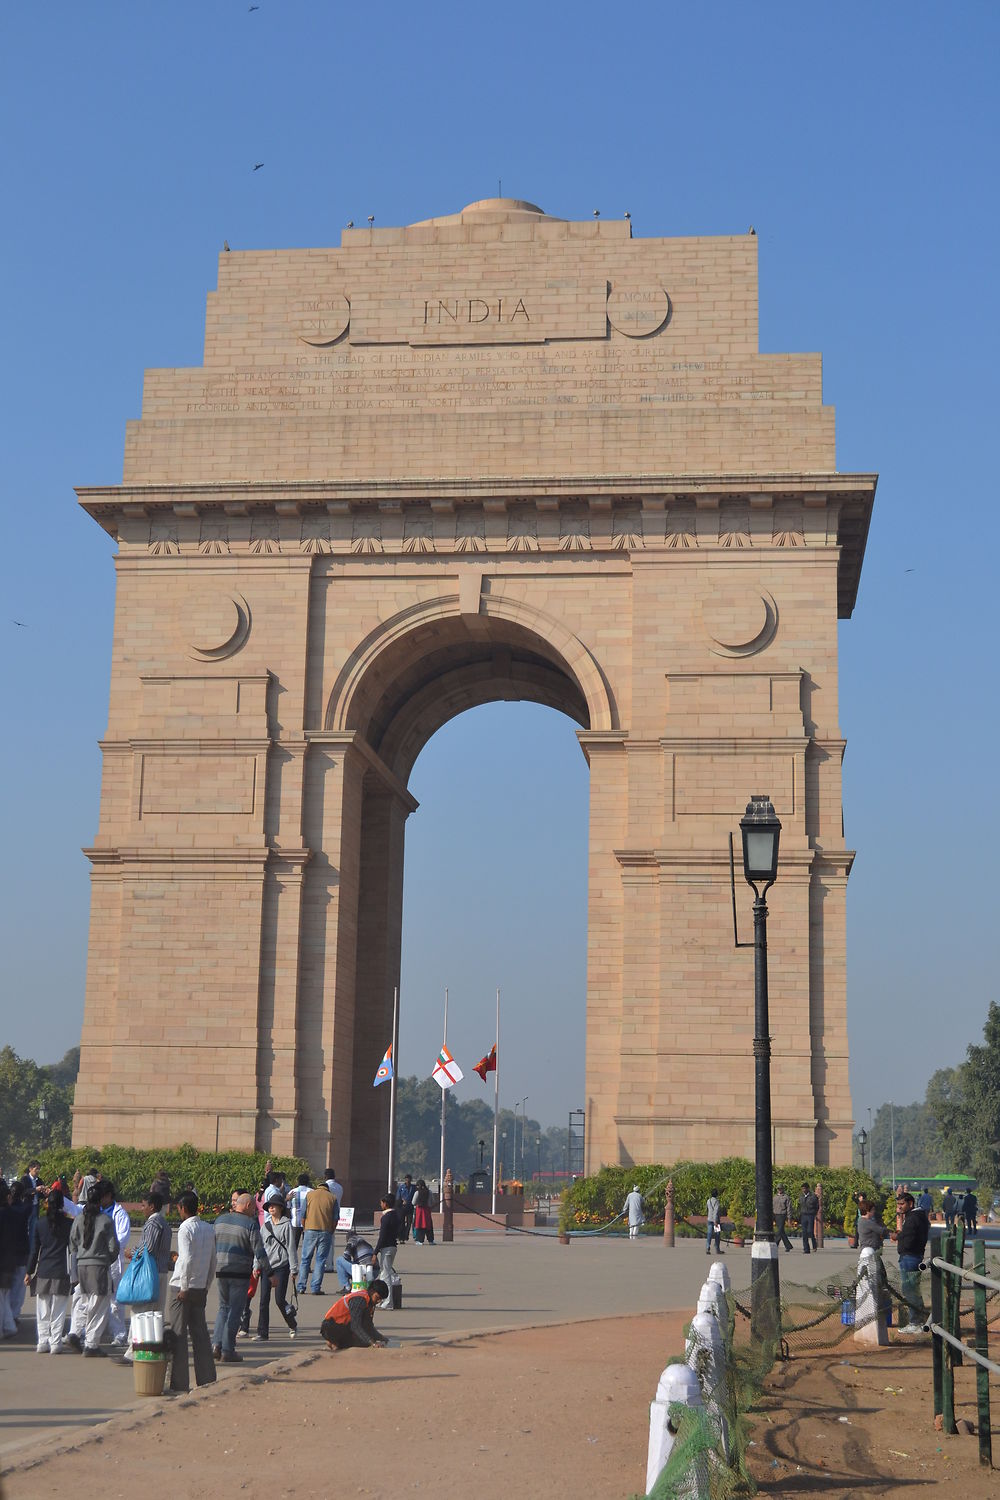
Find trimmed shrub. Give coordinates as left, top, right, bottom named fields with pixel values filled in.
left=562, top=1159, right=878, bottom=1230
left=37, top=1143, right=312, bottom=1204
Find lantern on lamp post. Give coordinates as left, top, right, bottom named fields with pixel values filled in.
left=739, top=793, right=782, bottom=1352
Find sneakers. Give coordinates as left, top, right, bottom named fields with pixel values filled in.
left=36, top=1343, right=50, bottom=1354
left=288, top=1330, right=296, bottom=1340
left=83, top=1346, right=107, bottom=1357
left=898, top=1323, right=925, bottom=1335
left=212, top=1344, right=222, bottom=1361
left=66, top=1333, right=83, bottom=1353
left=50, top=1343, right=62, bottom=1355
left=221, top=1352, right=243, bottom=1363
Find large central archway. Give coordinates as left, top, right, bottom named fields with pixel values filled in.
left=322, top=595, right=611, bottom=1202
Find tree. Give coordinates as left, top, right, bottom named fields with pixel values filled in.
left=391, top=1076, right=569, bottom=1185
left=0, top=1045, right=76, bottom=1174
left=929, top=1003, right=1000, bottom=1194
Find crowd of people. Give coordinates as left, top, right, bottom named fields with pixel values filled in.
left=0, top=1161, right=445, bottom=1388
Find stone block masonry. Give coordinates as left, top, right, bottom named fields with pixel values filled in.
left=74, top=197, right=874, bottom=1202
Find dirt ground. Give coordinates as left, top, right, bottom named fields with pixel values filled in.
left=746, top=1329, right=998, bottom=1497
left=2, top=1315, right=997, bottom=1499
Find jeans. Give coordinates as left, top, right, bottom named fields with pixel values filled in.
left=801, top=1214, right=817, bottom=1253
left=705, top=1223, right=721, bottom=1253
left=297, top=1229, right=332, bottom=1292
left=378, top=1247, right=398, bottom=1307
left=899, top=1254, right=925, bottom=1326
left=213, top=1276, right=247, bottom=1355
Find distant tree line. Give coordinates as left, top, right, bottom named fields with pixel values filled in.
left=393, top=1074, right=569, bottom=1184
left=0, top=1045, right=79, bottom=1174
left=857, top=1001, right=1000, bottom=1192
left=0, top=1046, right=570, bottom=1188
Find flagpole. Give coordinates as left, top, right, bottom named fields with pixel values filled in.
left=439, top=987, right=448, bottom=1212
left=491, top=986, right=500, bottom=1215
left=387, top=985, right=399, bottom=1193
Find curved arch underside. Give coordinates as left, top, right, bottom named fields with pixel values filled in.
left=342, top=614, right=590, bottom=783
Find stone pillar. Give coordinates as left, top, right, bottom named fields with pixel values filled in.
left=442, top=1168, right=454, bottom=1242
left=664, top=1179, right=675, bottom=1247
left=578, top=732, right=627, bottom=1173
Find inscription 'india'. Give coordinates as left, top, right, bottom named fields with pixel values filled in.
left=423, top=296, right=529, bottom=325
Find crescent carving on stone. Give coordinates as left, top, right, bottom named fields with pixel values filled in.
left=189, top=592, right=252, bottom=661
left=703, top=591, right=778, bottom=657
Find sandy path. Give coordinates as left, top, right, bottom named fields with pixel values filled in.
left=2, top=1311, right=689, bottom=1500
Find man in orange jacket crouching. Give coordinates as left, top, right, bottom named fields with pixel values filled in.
left=320, top=1279, right=389, bottom=1350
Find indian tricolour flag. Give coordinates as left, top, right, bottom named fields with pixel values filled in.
left=432, top=1044, right=463, bottom=1089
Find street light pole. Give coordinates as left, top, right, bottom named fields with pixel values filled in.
left=739, top=793, right=782, bottom=1354
left=858, top=1126, right=868, bottom=1175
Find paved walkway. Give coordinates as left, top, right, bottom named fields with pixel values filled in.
left=0, top=1230, right=861, bottom=1464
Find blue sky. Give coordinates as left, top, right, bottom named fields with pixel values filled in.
left=1, top=3, right=997, bottom=1133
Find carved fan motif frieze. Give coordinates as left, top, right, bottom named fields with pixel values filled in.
left=559, top=504, right=592, bottom=552
left=507, top=507, right=539, bottom=552
left=402, top=505, right=434, bottom=554
left=148, top=519, right=180, bottom=556
left=665, top=502, right=697, bottom=549
left=772, top=500, right=805, bottom=547
left=249, top=516, right=280, bottom=555
left=352, top=511, right=383, bottom=554
left=454, top=506, right=486, bottom=552
left=300, top=515, right=333, bottom=554
left=719, top=500, right=750, bottom=548
left=612, top=504, right=643, bottom=550
left=198, top=517, right=231, bottom=556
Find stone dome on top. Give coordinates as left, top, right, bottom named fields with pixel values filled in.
left=410, top=197, right=560, bottom=227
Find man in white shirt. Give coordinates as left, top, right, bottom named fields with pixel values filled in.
left=108, top=1190, right=134, bottom=1343
left=166, top=1191, right=217, bottom=1393
left=289, top=1173, right=311, bottom=1254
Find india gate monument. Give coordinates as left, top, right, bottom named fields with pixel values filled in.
left=73, top=198, right=874, bottom=1199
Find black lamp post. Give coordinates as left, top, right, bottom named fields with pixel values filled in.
left=858, top=1127, right=868, bottom=1175
left=739, top=793, right=782, bottom=1351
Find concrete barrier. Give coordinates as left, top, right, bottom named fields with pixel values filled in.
left=645, top=1363, right=710, bottom=1498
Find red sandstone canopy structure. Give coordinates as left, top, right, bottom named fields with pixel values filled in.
left=75, top=198, right=874, bottom=1200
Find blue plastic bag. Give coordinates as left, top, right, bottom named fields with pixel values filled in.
left=117, top=1246, right=159, bottom=1305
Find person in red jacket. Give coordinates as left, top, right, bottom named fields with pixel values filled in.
left=321, top=1279, right=388, bottom=1350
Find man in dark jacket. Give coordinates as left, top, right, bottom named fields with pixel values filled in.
left=941, top=1187, right=957, bottom=1231
left=211, top=1192, right=272, bottom=1361
left=772, top=1186, right=793, bottom=1252
left=896, top=1192, right=930, bottom=1332
left=799, top=1184, right=819, bottom=1254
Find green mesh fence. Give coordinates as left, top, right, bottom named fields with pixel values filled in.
left=636, top=1246, right=1000, bottom=1497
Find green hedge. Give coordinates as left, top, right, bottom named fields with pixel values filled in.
left=36, top=1143, right=312, bottom=1207
left=563, top=1159, right=878, bottom=1229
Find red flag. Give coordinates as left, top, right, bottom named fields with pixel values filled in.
left=474, top=1044, right=497, bottom=1082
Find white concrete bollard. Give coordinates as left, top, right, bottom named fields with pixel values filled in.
left=853, top=1246, right=888, bottom=1346
left=686, top=1310, right=731, bottom=1463
left=697, top=1280, right=728, bottom=1326
left=707, top=1259, right=731, bottom=1293
left=646, top=1363, right=710, bottom=1497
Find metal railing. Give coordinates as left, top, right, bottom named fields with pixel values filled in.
left=930, top=1226, right=997, bottom=1469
